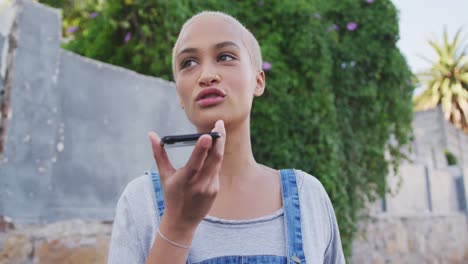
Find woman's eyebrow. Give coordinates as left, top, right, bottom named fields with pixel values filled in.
left=177, top=47, right=197, bottom=58
left=177, top=41, right=240, bottom=59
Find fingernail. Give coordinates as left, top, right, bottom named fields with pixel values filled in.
left=200, top=136, right=211, bottom=148
left=148, top=132, right=159, bottom=143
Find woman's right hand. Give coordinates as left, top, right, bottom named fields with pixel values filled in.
left=148, top=120, right=226, bottom=237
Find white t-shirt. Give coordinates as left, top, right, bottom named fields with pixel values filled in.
left=107, top=169, right=345, bottom=263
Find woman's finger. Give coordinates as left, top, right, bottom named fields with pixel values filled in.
left=197, top=120, right=226, bottom=181
left=183, top=134, right=213, bottom=181
left=149, top=131, right=175, bottom=181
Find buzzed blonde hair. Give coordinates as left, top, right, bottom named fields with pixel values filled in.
left=172, top=11, right=263, bottom=80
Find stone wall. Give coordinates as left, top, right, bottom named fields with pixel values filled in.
left=351, top=213, right=468, bottom=264
left=0, top=218, right=111, bottom=264
left=1, top=214, right=466, bottom=264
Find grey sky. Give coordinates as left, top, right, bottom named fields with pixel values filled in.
left=391, top=0, right=468, bottom=74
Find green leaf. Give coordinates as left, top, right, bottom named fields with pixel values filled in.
left=142, top=24, right=151, bottom=36
left=120, top=21, right=130, bottom=29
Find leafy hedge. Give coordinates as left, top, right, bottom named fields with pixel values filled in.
left=40, top=0, right=414, bottom=257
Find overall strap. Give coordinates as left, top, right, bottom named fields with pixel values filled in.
left=149, top=170, right=165, bottom=222
left=280, top=169, right=305, bottom=264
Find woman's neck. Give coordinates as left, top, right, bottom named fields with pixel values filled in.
left=218, top=119, right=259, bottom=190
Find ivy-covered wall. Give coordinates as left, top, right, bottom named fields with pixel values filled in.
left=39, top=0, right=415, bottom=257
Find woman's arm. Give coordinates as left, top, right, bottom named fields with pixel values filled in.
left=144, top=215, right=196, bottom=264
left=323, top=189, right=346, bottom=264
left=108, top=193, right=145, bottom=263
left=145, top=120, right=226, bottom=264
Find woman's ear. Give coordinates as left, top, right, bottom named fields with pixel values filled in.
left=178, top=97, right=184, bottom=109
left=176, top=87, right=185, bottom=109
left=254, top=70, right=266, bottom=97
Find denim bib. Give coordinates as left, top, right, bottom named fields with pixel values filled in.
left=150, top=169, right=305, bottom=264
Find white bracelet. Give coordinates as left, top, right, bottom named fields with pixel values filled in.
left=157, top=229, right=191, bottom=249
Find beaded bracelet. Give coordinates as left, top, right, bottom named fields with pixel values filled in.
left=157, top=229, right=191, bottom=249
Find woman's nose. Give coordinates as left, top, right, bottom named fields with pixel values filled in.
left=198, top=66, right=220, bottom=86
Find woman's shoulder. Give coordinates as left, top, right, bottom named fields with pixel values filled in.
left=120, top=172, right=153, bottom=201
left=117, top=172, right=158, bottom=222
left=115, top=171, right=159, bottom=230
left=292, top=169, right=334, bottom=215
left=291, top=169, right=345, bottom=261
left=109, top=172, right=159, bottom=262
left=293, top=169, right=328, bottom=196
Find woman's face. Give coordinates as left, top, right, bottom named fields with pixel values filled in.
left=173, top=16, right=264, bottom=131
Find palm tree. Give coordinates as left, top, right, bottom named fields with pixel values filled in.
left=413, top=28, right=468, bottom=133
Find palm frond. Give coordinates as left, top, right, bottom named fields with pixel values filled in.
left=414, top=27, right=468, bottom=132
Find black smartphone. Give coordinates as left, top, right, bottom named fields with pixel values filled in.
left=161, top=132, right=221, bottom=148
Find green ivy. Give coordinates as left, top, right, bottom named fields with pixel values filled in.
left=40, top=0, right=415, bottom=258
left=444, top=149, right=458, bottom=165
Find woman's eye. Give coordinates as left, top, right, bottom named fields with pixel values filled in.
left=218, top=54, right=235, bottom=62
left=181, top=59, right=197, bottom=69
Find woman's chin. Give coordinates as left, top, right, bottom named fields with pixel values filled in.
left=191, top=117, right=225, bottom=132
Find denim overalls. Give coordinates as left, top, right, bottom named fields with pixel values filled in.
left=150, top=169, right=306, bottom=264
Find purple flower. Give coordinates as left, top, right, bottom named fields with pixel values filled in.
left=89, top=12, right=99, bottom=19
left=347, top=22, right=358, bottom=31
left=327, top=23, right=340, bottom=32
left=66, top=26, right=78, bottom=34
left=366, top=0, right=375, bottom=3
left=124, top=32, right=132, bottom=43
left=262, top=61, right=272, bottom=71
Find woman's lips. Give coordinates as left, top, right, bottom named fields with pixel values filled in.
left=196, top=96, right=226, bottom=107
left=196, top=87, right=226, bottom=107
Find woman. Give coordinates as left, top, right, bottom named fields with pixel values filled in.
left=108, top=11, right=345, bottom=264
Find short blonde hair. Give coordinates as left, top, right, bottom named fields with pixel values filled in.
left=172, top=11, right=262, bottom=80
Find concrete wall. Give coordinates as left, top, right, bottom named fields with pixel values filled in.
left=385, top=164, right=430, bottom=213
left=412, top=107, right=447, bottom=168
left=429, top=167, right=461, bottom=213
left=384, top=164, right=466, bottom=215
left=0, top=0, right=193, bottom=223
left=413, top=107, right=468, bottom=168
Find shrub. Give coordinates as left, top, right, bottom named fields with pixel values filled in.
left=445, top=149, right=458, bottom=165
